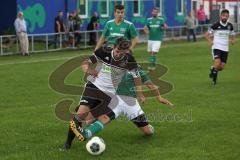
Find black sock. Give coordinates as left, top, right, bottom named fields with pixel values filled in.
left=66, top=127, right=75, bottom=145
left=212, top=68, right=218, bottom=82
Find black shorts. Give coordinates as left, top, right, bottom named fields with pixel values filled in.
left=212, top=49, right=229, bottom=63
left=79, top=82, right=114, bottom=119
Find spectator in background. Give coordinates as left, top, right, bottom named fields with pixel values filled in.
left=197, top=5, right=206, bottom=25
left=72, top=10, right=82, bottom=47
left=49, top=10, right=66, bottom=48
left=185, top=12, right=196, bottom=42
left=14, top=11, right=29, bottom=56
left=87, top=11, right=99, bottom=46
left=66, top=14, right=75, bottom=46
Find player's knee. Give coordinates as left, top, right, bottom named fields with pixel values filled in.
left=97, top=115, right=110, bottom=125
left=143, top=125, right=154, bottom=136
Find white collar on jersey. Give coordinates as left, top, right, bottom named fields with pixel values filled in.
left=111, top=50, right=125, bottom=61
left=220, top=20, right=228, bottom=27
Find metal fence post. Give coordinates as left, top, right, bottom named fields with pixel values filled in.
left=60, top=33, right=62, bottom=49
left=46, top=34, right=48, bottom=51
left=0, top=36, right=2, bottom=55
left=31, top=35, right=34, bottom=52
left=84, top=31, right=87, bottom=48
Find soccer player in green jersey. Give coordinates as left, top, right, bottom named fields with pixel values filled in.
left=144, top=7, right=168, bottom=70
left=95, top=4, right=138, bottom=50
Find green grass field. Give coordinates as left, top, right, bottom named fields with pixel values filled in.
left=0, top=39, right=239, bottom=160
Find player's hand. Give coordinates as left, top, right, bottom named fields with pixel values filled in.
left=87, top=69, right=98, bottom=77
left=157, top=96, right=174, bottom=107
left=230, top=40, right=235, bottom=45
left=137, top=93, right=145, bottom=104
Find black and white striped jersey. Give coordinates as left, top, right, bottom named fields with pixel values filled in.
left=87, top=47, right=139, bottom=94
left=208, top=21, right=235, bottom=51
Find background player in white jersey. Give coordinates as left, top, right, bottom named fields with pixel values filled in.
left=144, top=7, right=168, bottom=70
left=205, top=9, right=235, bottom=85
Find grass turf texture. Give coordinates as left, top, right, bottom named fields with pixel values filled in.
left=0, top=39, right=239, bottom=160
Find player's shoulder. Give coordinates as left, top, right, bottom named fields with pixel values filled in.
left=123, top=19, right=134, bottom=25
left=227, top=22, right=233, bottom=27
left=211, top=21, right=221, bottom=29
left=106, top=19, right=115, bottom=25
left=126, top=53, right=136, bottom=62
left=147, top=17, right=153, bottom=20
left=94, top=47, right=111, bottom=58
left=157, top=16, right=165, bottom=20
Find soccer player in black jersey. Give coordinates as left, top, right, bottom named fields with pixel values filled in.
left=205, top=9, right=235, bottom=85
left=60, top=37, right=144, bottom=150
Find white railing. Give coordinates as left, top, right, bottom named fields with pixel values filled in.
left=0, top=24, right=239, bottom=56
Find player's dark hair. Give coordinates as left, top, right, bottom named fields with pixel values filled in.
left=115, top=37, right=131, bottom=50
left=114, top=4, right=124, bottom=11
left=221, top=9, right=229, bottom=15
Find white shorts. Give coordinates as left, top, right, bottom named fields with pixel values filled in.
left=108, top=95, right=144, bottom=120
left=147, top=40, right=162, bottom=53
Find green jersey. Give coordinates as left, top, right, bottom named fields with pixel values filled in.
left=116, top=68, right=151, bottom=98
left=145, top=17, right=165, bottom=41
left=102, top=19, right=138, bottom=46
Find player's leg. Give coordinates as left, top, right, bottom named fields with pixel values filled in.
left=132, top=114, right=154, bottom=136
left=79, top=95, right=122, bottom=139
left=210, top=49, right=222, bottom=85
left=149, top=41, right=161, bottom=70
left=118, top=95, right=154, bottom=136
left=218, top=51, right=228, bottom=71
left=147, top=41, right=154, bottom=70
left=70, top=83, right=113, bottom=141
left=81, top=111, right=116, bottom=139
left=60, top=104, right=92, bottom=151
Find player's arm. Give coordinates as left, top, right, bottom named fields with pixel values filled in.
left=129, top=67, right=145, bottom=103
left=129, top=23, right=139, bottom=50
left=81, top=53, right=99, bottom=77
left=95, top=22, right=109, bottom=51
left=145, top=81, right=173, bottom=106
left=130, top=36, right=138, bottom=51
left=143, top=25, right=149, bottom=34
left=163, top=23, right=168, bottom=29
left=95, top=36, right=106, bottom=51
left=204, top=31, right=213, bottom=46
left=205, top=24, right=216, bottom=46
left=133, top=76, right=145, bottom=104
left=230, top=35, right=235, bottom=45
left=229, top=24, right=236, bottom=45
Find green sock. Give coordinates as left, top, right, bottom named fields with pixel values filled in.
left=84, top=120, right=104, bottom=139
left=152, top=55, right=156, bottom=67
left=148, top=55, right=153, bottom=67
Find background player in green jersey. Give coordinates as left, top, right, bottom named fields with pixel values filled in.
left=95, top=4, right=138, bottom=51
left=144, top=7, right=168, bottom=70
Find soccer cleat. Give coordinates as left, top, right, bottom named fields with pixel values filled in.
left=59, top=142, right=71, bottom=151
left=70, top=115, right=85, bottom=141
left=212, top=79, right=217, bottom=85
left=209, top=68, right=214, bottom=78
